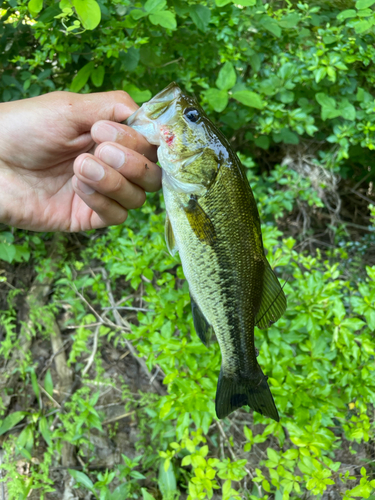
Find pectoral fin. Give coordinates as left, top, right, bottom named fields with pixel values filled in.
left=255, top=263, right=287, bottom=329
left=184, top=197, right=216, bottom=246
left=165, top=213, right=178, bottom=256
left=190, top=293, right=215, bottom=347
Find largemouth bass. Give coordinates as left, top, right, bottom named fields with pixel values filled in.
left=126, top=83, right=286, bottom=421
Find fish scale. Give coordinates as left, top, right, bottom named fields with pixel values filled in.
left=126, top=82, right=287, bottom=421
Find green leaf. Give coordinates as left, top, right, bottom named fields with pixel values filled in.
left=278, top=13, right=300, bottom=28
left=0, top=412, right=27, bottom=435
left=70, top=61, right=95, bottom=92
left=339, top=98, right=356, bottom=120
left=141, top=489, right=156, bottom=500
left=205, top=88, right=228, bottom=112
left=232, top=90, right=265, bottom=109
left=110, top=484, right=129, bottom=500
left=354, top=19, right=373, bottom=33
left=91, top=66, right=105, bottom=87
left=215, top=0, right=232, bottom=5
left=44, top=369, right=54, bottom=397
left=356, top=0, right=375, bottom=9
left=126, top=84, right=152, bottom=103
left=73, top=0, right=101, bottom=30
left=30, top=369, right=40, bottom=399
left=149, top=10, right=177, bottom=29
left=259, top=16, right=282, bottom=37
left=120, top=48, right=140, bottom=72
left=235, top=0, right=256, bottom=5
left=216, top=62, right=236, bottom=90
left=0, top=243, right=16, bottom=263
left=28, top=0, right=43, bottom=14
left=39, top=416, right=52, bottom=446
left=144, top=0, right=166, bottom=13
left=254, top=136, right=270, bottom=149
left=158, top=460, right=177, bottom=498
left=189, top=5, right=211, bottom=32
left=337, top=9, right=357, bottom=20
left=130, top=9, right=147, bottom=19
left=68, top=469, right=94, bottom=490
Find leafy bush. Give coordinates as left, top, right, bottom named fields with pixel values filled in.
left=1, top=0, right=375, bottom=499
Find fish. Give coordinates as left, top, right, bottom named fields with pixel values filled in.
left=125, top=82, right=287, bottom=421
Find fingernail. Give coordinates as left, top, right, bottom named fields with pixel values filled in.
left=76, top=178, right=95, bottom=195
left=93, top=122, right=118, bottom=142
left=99, top=145, right=125, bottom=169
left=81, top=158, right=104, bottom=181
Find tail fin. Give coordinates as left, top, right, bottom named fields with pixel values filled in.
left=215, top=367, right=279, bottom=421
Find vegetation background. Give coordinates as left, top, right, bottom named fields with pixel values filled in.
left=1, top=0, right=375, bottom=498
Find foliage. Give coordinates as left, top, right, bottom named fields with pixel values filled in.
left=1, top=0, right=375, bottom=499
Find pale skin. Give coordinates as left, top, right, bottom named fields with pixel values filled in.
left=0, top=90, right=161, bottom=232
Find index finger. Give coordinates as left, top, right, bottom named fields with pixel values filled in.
left=91, top=121, right=158, bottom=163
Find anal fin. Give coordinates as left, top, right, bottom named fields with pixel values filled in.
left=190, top=294, right=215, bottom=347
left=255, top=262, right=287, bottom=329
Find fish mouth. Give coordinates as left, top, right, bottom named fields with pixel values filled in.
left=142, top=82, right=181, bottom=120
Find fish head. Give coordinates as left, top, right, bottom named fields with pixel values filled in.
left=126, top=83, right=228, bottom=194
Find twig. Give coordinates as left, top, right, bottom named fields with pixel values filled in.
left=102, top=411, right=135, bottom=425
left=38, top=383, right=61, bottom=408
left=82, top=325, right=100, bottom=377
left=102, top=306, right=152, bottom=312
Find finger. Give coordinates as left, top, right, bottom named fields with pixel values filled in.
left=73, top=177, right=128, bottom=229
left=91, top=121, right=158, bottom=163
left=95, top=142, right=161, bottom=192
left=73, top=154, right=146, bottom=209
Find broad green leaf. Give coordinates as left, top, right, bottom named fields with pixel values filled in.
left=130, top=9, right=147, bottom=19
left=279, top=13, right=300, bottom=28
left=91, top=66, right=105, bottom=87
left=39, top=417, right=52, bottom=446
left=120, top=47, right=140, bottom=72
left=337, top=9, right=357, bottom=20
left=254, top=136, right=270, bottom=149
left=232, top=90, right=265, bottom=109
left=44, top=369, right=54, bottom=397
left=0, top=243, right=16, bottom=263
left=28, top=0, right=43, bottom=14
left=158, top=460, right=177, bottom=498
left=235, top=0, right=256, bottom=5
left=339, top=98, right=356, bottom=120
left=354, top=19, right=373, bottom=33
left=68, top=469, right=94, bottom=490
left=126, top=84, right=152, bottom=103
left=141, top=489, right=156, bottom=500
left=149, top=10, right=177, bottom=29
left=356, top=0, right=375, bottom=9
left=70, top=61, right=95, bottom=92
left=30, top=369, right=40, bottom=399
left=189, top=5, right=211, bottom=32
left=110, top=484, right=129, bottom=500
left=215, top=0, right=231, bottom=5
left=216, top=61, right=236, bottom=90
left=144, top=0, right=166, bottom=13
left=73, top=0, right=101, bottom=30
left=259, top=16, right=282, bottom=37
left=0, top=412, right=27, bottom=435
left=205, top=88, right=228, bottom=112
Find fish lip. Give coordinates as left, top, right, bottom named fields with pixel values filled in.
left=142, top=82, right=182, bottom=120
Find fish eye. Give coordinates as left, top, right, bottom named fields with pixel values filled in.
left=184, top=107, right=200, bottom=123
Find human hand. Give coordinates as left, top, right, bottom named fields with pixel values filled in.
left=0, top=91, right=161, bottom=232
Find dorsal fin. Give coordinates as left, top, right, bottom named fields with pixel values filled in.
left=190, top=293, right=215, bottom=347
left=255, top=263, right=287, bottom=329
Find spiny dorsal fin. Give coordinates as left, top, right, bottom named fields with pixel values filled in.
left=255, top=263, right=287, bottom=329
left=165, top=213, right=178, bottom=256
left=190, top=293, right=215, bottom=347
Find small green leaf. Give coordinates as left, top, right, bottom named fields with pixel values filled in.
left=28, top=0, right=43, bottom=14
left=189, top=5, right=211, bottom=32
left=130, top=9, right=147, bottom=19
left=216, top=61, right=236, bottom=90
left=0, top=412, right=27, bottom=435
left=254, top=136, right=270, bottom=149
left=68, top=469, right=94, bottom=490
left=144, top=0, right=166, bottom=13
left=91, top=66, right=105, bottom=87
left=235, top=0, right=256, bottom=5
left=354, top=19, right=373, bottom=33
left=278, top=13, right=300, bottom=28
left=39, top=416, right=52, bottom=446
left=215, top=0, right=231, bottom=6
left=30, top=369, right=40, bottom=400
left=149, top=10, right=177, bottom=29
left=141, top=489, right=156, bottom=500
left=44, top=369, right=54, bottom=397
left=0, top=243, right=16, bottom=264
left=73, top=0, right=101, bottom=30
left=356, top=0, right=375, bottom=9
left=259, top=16, right=282, bottom=37
left=205, top=88, right=228, bottom=112
left=339, top=98, right=356, bottom=120
left=70, top=61, right=95, bottom=92
left=158, top=460, right=177, bottom=498
left=337, top=9, right=357, bottom=20
left=232, top=90, right=265, bottom=109
left=126, top=84, right=152, bottom=103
